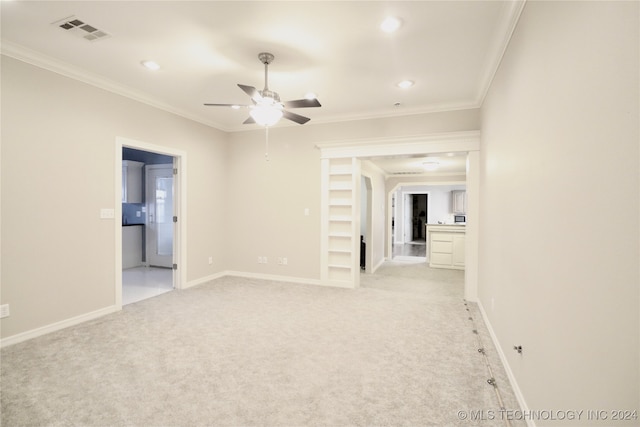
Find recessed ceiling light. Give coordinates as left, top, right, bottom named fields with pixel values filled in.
left=381, top=16, right=402, bottom=33
left=423, top=161, right=440, bottom=171
left=304, top=92, right=318, bottom=100
left=397, top=80, right=414, bottom=89
left=141, top=60, right=160, bottom=71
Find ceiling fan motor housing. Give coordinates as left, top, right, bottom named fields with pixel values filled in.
left=259, top=89, right=281, bottom=103
left=258, top=52, right=275, bottom=65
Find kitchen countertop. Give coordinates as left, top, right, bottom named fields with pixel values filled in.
left=426, top=224, right=466, bottom=230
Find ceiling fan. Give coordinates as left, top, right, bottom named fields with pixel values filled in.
left=204, top=52, right=321, bottom=126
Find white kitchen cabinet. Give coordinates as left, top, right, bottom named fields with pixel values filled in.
left=122, top=160, right=143, bottom=203
left=452, top=190, right=466, bottom=214
left=427, top=225, right=465, bottom=270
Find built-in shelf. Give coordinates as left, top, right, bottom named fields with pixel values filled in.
left=322, top=157, right=360, bottom=287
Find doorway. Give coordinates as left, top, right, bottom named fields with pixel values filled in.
left=116, top=137, right=186, bottom=308
left=393, top=191, right=428, bottom=259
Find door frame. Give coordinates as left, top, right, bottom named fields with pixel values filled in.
left=115, top=137, right=187, bottom=308
left=317, top=130, right=480, bottom=301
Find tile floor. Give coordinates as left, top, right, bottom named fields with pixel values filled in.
left=392, top=240, right=426, bottom=258
left=122, top=266, right=173, bottom=305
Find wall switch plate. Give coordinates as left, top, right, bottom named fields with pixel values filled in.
left=282, top=257, right=288, bottom=265
left=208, top=256, right=213, bottom=265
left=0, top=304, right=10, bottom=319
left=304, top=208, right=310, bottom=216
left=136, top=211, right=141, bottom=217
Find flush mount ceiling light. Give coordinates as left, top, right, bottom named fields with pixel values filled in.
left=397, top=80, right=414, bottom=89
left=141, top=60, right=161, bottom=71
left=381, top=16, right=402, bottom=33
left=422, top=161, right=440, bottom=171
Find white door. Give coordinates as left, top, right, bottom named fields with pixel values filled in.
left=146, top=164, right=174, bottom=268
left=404, top=194, right=413, bottom=243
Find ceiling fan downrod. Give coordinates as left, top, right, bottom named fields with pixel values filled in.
left=258, top=52, right=278, bottom=100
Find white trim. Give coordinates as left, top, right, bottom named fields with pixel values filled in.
left=316, top=131, right=481, bottom=159
left=0, top=40, right=231, bottom=132
left=184, top=272, right=228, bottom=289
left=475, top=0, right=527, bottom=106
left=116, top=137, right=188, bottom=306
left=371, top=257, right=386, bottom=274
left=0, top=305, right=119, bottom=348
left=318, top=131, right=480, bottom=295
left=223, top=271, right=325, bottom=287
left=477, top=300, right=535, bottom=427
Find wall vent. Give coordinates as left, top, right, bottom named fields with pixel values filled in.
left=391, top=171, right=423, bottom=175
left=52, top=16, right=111, bottom=42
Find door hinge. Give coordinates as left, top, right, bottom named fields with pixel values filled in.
left=172, top=263, right=178, bottom=270
left=173, top=216, right=178, bottom=223
left=173, top=168, right=178, bottom=175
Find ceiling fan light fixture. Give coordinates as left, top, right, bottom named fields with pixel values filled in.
left=422, top=161, right=439, bottom=171
left=250, top=104, right=283, bottom=127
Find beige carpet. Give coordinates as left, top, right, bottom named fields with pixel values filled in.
left=1, top=262, right=523, bottom=426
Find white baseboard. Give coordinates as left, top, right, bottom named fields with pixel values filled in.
left=224, top=271, right=324, bottom=287
left=184, top=271, right=227, bottom=289
left=371, top=258, right=386, bottom=274
left=0, top=305, right=120, bottom=348
left=476, top=301, right=535, bottom=427
left=0, top=271, right=344, bottom=348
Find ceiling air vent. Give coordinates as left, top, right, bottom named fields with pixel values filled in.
left=52, top=16, right=111, bottom=42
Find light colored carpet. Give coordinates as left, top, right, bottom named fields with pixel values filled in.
left=1, top=262, right=523, bottom=426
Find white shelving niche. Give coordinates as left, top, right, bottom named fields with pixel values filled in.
left=321, top=157, right=361, bottom=287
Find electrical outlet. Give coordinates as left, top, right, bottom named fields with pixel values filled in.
left=258, top=256, right=262, bottom=264
left=0, top=304, right=10, bottom=319
left=100, top=208, right=115, bottom=219
left=208, top=256, right=213, bottom=265
left=282, top=257, right=288, bottom=265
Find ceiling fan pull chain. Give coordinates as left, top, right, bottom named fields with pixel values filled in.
left=265, top=126, right=270, bottom=162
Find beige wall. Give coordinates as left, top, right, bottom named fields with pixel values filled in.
left=225, top=110, right=480, bottom=281
left=1, top=53, right=479, bottom=340
left=1, top=56, right=229, bottom=338
left=479, top=1, right=639, bottom=421
left=361, top=160, right=386, bottom=271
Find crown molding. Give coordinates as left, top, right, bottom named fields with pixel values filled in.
left=316, top=130, right=480, bottom=160
left=475, top=0, right=527, bottom=106
left=0, top=39, right=234, bottom=132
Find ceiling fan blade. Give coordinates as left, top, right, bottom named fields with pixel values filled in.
left=203, top=103, right=250, bottom=107
left=238, top=84, right=262, bottom=102
left=283, top=98, right=322, bottom=109
left=283, top=110, right=311, bottom=125
left=243, top=116, right=256, bottom=124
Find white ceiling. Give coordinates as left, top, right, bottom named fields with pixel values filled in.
left=1, top=1, right=522, bottom=175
